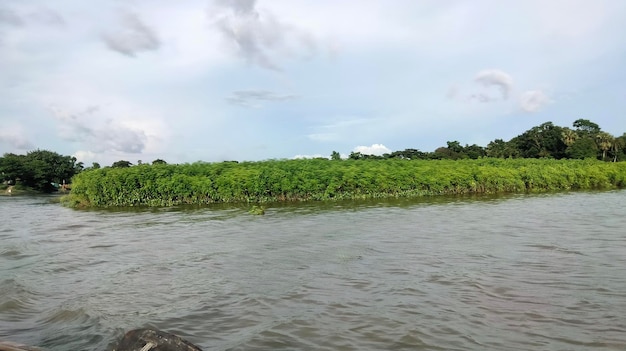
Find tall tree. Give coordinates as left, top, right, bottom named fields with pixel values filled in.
left=561, top=128, right=578, bottom=147
left=613, top=133, right=626, bottom=162
left=0, top=150, right=80, bottom=192
left=486, top=139, right=518, bottom=158
left=596, top=132, right=614, bottom=161
left=566, top=138, right=597, bottom=159
left=573, top=119, right=601, bottom=136
left=112, top=160, right=133, bottom=168
left=514, top=122, right=567, bottom=159
left=0, top=153, right=25, bottom=184
left=464, top=144, right=486, bottom=159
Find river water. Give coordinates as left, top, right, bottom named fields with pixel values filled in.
left=1, top=191, right=625, bottom=351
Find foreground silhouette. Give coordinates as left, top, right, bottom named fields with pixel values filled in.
left=110, top=329, right=202, bottom=351
left=0, top=329, right=203, bottom=351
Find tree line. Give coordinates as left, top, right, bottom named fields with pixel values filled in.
left=0, top=150, right=83, bottom=192
left=345, top=119, right=626, bottom=162
left=2, top=118, right=625, bottom=195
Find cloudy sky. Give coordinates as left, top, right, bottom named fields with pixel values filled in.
left=1, top=0, right=625, bottom=165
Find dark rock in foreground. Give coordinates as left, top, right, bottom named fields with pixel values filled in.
left=110, top=329, right=203, bottom=351
left=1, top=329, right=203, bottom=351
left=0, top=341, right=42, bottom=351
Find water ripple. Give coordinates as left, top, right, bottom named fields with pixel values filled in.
left=1, top=191, right=626, bottom=350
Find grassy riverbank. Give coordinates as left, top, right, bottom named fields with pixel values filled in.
left=62, top=158, right=626, bottom=208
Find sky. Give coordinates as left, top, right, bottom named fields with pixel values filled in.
left=1, top=0, right=625, bottom=165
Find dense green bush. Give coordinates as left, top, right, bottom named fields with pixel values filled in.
left=62, top=158, right=626, bottom=208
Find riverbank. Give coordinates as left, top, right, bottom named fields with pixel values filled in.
left=1, top=185, right=38, bottom=196
left=61, top=158, right=626, bottom=208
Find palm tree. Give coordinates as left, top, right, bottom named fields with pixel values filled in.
left=561, top=128, right=578, bottom=147
left=612, top=134, right=626, bottom=162
left=596, top=132, right=613, bottom=161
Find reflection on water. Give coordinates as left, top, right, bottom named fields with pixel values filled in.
left=1, top=191, right=626, bottom=351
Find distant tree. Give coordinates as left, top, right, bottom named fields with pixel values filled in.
left=330, top=151, right=341, bottom=160
left=388, top=149, right=426, bottom=160
left=111, top=160, right=132, bottom=168
left=152, top=159, right=167, bottom=165
left=0, top=150, right=80, bottom=192
left=573, top=119, right=601, bottom=136
left=348, top=151, right=364, bottom=160
left=561, top=128, right=579, bottom=147
left=432, top=147, right=454, bottom=159
left=613, top=133, right=626, bottom=162
left=486, top=139, right=512, bottom=158
left=596, top=132, right=614, bottom=161
left=464, top=144, right=486, bottom=159
left=431, top=141, right=467, bottom=160
left=514, top=122, right=566, bottom=159
left=92, top=162, right=101, bottom=169
left=446, top=141, right=464, bottom=154
left=566, top=137, right=597, bottom=159
left=0, top=153, right=25, bottom=184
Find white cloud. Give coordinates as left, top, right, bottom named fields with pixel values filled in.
left=73, top=150, right=96, bottom=163
left=0, top=125, right=33, bottom=150
left=0, top=7, right=24, bottom=27
left=226, top=90, right=298, bottom=108
left=47, top=104, right=168, bottom=156
left=353, top=143, right=391, bottom=156
left=209, top=0, right=317, bottom=70
left=102, top=11, right=161, bottom=56
left=474, top=69, right=513, bottom=101
left=519, top=90, right=551, bottom=113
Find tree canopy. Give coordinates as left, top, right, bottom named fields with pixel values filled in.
left=0, top=150, right=82, bottom=192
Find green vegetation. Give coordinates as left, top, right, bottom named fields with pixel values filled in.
left=0, top=150, right=83, bottom=193
left=350, top=119, right=626, bottom=162
left=248, top=205, right=266, bottom=215
left=4, top=119, right=626, bottom=204
left=63, top=158, right=626, bottom=208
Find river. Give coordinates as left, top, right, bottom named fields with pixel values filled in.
left=1, top=191, right=625, bottom=351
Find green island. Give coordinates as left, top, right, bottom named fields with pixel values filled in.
left=63, top=158, right=625, bottom=208
left=1, top=119, right=626, bottom=208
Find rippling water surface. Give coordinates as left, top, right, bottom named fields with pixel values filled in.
left=1, top=191, right=626, bottom=351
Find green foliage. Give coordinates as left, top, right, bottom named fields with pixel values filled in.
left=512, top=122, right=567, bottom=159
left=248, top=205, right=265, bottom=215
left=573, top=118, right=601, bottom=135
left=0, top=150, right=80, bottom=192
left=112, top=160, right=133, bottom=168
left=64, top=158, right=626, bottom=208
left=566, top=137, right=597, bottom=159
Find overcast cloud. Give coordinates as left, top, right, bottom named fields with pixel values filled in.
left=519, top=90, right=551, bottom=113
left=226, top=90, right=298, bottom=108
left=1, top=0, right=625, bottom=165
left=102, top=11, right=161, bottom=56
left=49, top=105, right=148, bottom=154
left=473, top=69, right=514, bottom=101
left=0, top=7, right=23, bottom=26
left=210, top=0, right=316, bottom=70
